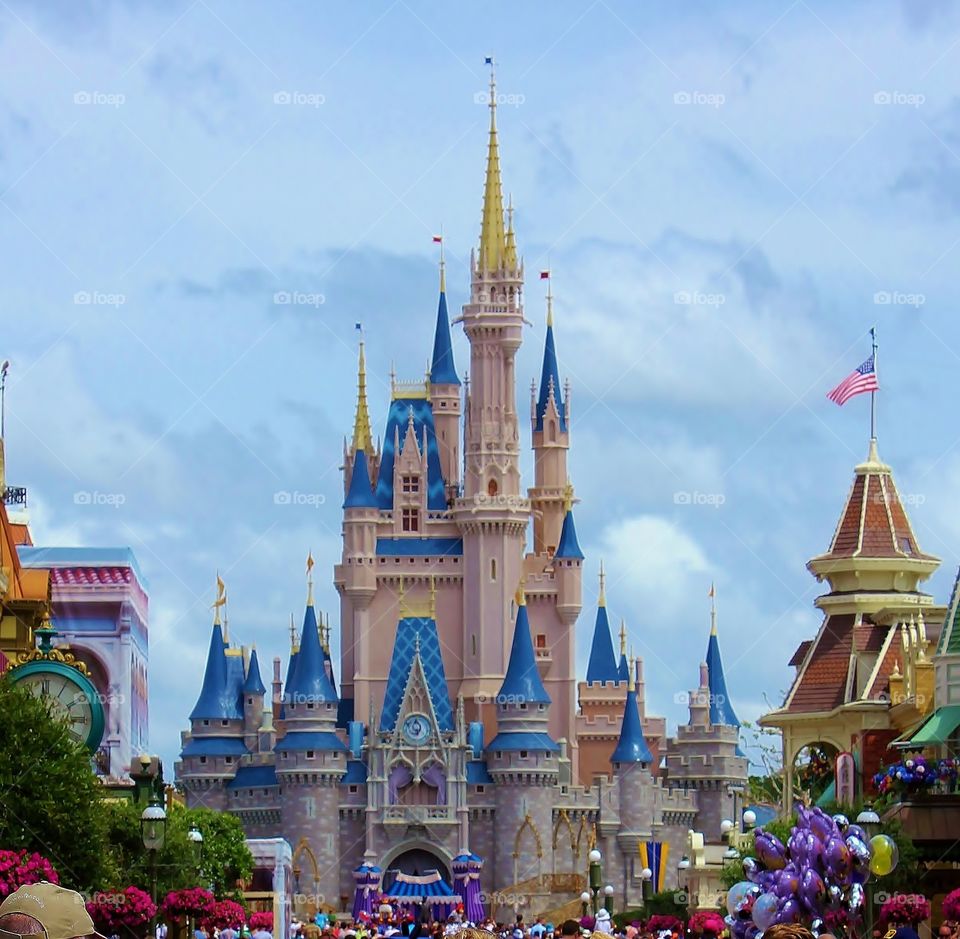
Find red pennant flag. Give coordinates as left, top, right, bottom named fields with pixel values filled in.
left=540, top=270, right=550, bottom=279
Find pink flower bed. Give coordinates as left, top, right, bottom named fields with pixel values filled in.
left=0, top=850, right=59, bottom=897
left=86, top=887, right=157, bottom=933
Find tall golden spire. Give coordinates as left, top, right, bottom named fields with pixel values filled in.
left=545, top=266, right=554, bottom=327
left=598, top=560, right=606, bottom=608
left=212, top=572, right=226, bottom=627
left=619, top=619, right=627, bottom=656
left=306, top=551, right=315, bottom=607
left=478, top=57, right=506, bottom=273
left=352, top=339, right=373, bottom=453
left=289, top=613, right=299, bottom=654
left=709, top=582, right=717, bottom=636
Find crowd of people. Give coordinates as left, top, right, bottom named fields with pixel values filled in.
left=0, top=881, right=956, bottom=939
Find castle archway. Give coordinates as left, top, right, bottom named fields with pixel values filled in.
left=380, top=842, right=452, bottom=893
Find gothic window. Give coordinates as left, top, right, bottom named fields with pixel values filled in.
left=305, top=797, right=316, bottom=818
left=402, top=476, right=419, bottom=494
left=548, top=420, right=556, bottom=443
left=490, top=558, right=497, bottom=581
left=536, top=634, right=547, bottom=649
left=306, top=750, right=315, bottom=759
left=519, top=750, right=528, bottom=759
left=488, top=478, right=498, bottom=497
left=471, top=634, right=477, bottom=656
left=402, top=508, right=420, bottom=532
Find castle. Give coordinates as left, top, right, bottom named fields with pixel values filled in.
left=176, top=66, right=748, bottom=919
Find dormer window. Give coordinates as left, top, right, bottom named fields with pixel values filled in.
left=402, top=476, right=420, bottom=494
left=519, top=750, right=528, bottom=759
left=402, top=508, right=420, bottom=532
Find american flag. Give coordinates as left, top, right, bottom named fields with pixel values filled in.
left=827, top=354, right=879, bottom=406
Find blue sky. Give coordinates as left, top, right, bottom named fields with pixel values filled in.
left=3, top=0, right=960, bottom=777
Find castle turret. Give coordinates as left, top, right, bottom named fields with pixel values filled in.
left=339, top=344, right=380, bottom=725
left=177, top=605, right=245, bottom=811
left=529, top=284, right=570, bottom=555
left=665, top=609, right=748, bottom=839
left=452, top=60, right=530, bottom=719
left=429, top=249, right=461, bottom=496
left=617, top=622, right=629, bottom=683
left=242, top=645, right=266, bottom=750
left=487, top=585, right=558, bottom=888
left=586, top=564, right=619, bottom=684
left=276, top=582, right=347, bottom=908
left=553, top=487, right=584, bottom=626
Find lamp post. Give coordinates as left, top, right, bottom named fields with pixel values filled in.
left=588, top=850, right=602, bottom=914
left=857, top=806, right=881, bottom=939
left=640, top=867, right=652, bottom=905
left=141, top=796, right=167, bottom=937
left=580, top=892, right=591, bottom=919
left=604, top=885, right=614, bottom=914
left=186, top=827, right=203, bottom=939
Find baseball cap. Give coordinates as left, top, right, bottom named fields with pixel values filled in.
left=0, top=883, right=106, bottom=939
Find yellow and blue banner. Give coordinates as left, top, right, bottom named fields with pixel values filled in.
left=639, top=840, right=669, bottom=892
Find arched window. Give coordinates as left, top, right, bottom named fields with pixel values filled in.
left=490, top=558, right=497, bottom=581
left=488, top=478, right=498, bottom=497
left=548, top=419, right=557, bottom=443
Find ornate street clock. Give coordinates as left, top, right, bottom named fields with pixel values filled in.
left=8, top=623, right=105, bottom=752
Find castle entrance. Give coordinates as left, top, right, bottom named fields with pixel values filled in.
left=381, top=847, right=451, bottom=892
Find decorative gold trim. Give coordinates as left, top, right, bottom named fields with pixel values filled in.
left=12, top=647, right=91, bottom=677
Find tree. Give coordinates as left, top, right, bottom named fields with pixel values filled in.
left=98, top=801, right=253, bottom=899
left=0, top=677, right=108, bottom=891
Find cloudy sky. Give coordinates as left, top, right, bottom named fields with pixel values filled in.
left=3, top=0, right=960, bottom=775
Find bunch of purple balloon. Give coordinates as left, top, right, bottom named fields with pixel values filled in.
left=725, top=804, right=898, bottom=938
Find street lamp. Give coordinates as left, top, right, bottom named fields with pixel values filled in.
left=141, top=797, right=167, bottom=935
left=603, top=885, right=614, bottom=914
left=588, top=850, right=603, bottom=914
left=856, top=806, right=881, bottom=939
left=640, top=867, right=653, bottom=904
left=742, top=810, right=757, bottom=830
left=580, top=891, right=591, bottom=918
left=720, top=819, right=734, bottom=835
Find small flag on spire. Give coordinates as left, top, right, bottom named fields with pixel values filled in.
left=432, top=235, right=443, bottom=244
left=540, top=270, right=550, bottom=280
left=306, top=552, right=315, bottom=575
left=484, top=56, right=493, bottom=65
left=827, top=354, right=878, bottom=406
left=355, top=322, right=362, bottom=333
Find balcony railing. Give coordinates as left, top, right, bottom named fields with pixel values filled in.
left=383, top=804, right=455, bottom=823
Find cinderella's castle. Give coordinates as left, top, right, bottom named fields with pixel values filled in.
left=176, top=66, right=747, bottom=918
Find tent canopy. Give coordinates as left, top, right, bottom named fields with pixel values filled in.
left=383, top=870, right=459, bottom=903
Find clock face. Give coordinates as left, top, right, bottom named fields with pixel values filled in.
left=402, top=714, right=431, bottom=746
left=10, top=661, right=105, bottom=752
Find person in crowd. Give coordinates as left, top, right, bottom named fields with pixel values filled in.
left=0, top=883, right=105, bottom=939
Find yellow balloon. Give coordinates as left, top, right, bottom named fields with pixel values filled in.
left=869, top=834, right=899, bottom=876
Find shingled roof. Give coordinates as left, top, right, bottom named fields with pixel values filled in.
left=812, top=440, right=935, bottom=564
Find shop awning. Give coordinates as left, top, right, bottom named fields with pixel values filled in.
left=892, top=705, right=960, bottom=749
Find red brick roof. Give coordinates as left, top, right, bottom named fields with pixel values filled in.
left=787, top=614, right=855, bottom=712
left=821, top=456, right=933, bottom=561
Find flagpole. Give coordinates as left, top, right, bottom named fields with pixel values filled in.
left=870, top=326, right=878, bottom=441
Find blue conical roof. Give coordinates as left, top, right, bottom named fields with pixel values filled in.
left=617, top=652, right=629, bottom=683
left=242, top=647, right=266, bottom=696
left=498, top=601, right=550, bottom=705
left=586, top=605, right=619, bottom=683
left=535, top=323, right=565, bottom=432
left=555, top=509, right=584, bottom=559
left=430, top=290, right=459, bottom=385
left=344, top=449, right=377, bottom=509
left=190, top=623, right=242, bottom=719
left=285, top=604, right=338, bottom=704
left=706, top=629, right=740, bottom=726
left=611, top=689, right=652, bottom=764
